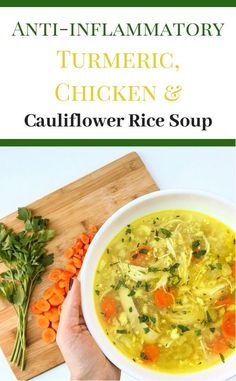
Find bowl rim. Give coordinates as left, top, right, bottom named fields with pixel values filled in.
left=80, top=189, right=236, bottom=381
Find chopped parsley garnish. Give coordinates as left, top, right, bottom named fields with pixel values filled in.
left=148, top=267, right=159, bottom=272
left=169, top=263, right=180, bottom=275
left=136, top=280, right=142, bottom=288
left=115, top=279, right=126, bottom=290
left=192, top=240, right=200, bottom=249
left=106, top=248, right=110, bottom=254
left=128, top=289, right=136, bottom=297
left=144, top=282, right=150, bottom=292
left=116, top=329, right=128, bottom=334
left=210, top=327, right=215, bottom=333
left=140, top=352, right=148, bottom=360
left=125, top=228, right=132, bottom=235
left=138, top=315, right=149, bottom=323
left=143, top=327, right=150, bottom=334
left=95, top=289, right=100, bottom=295
left=170, top=275, right=181, bottom=286
left=149, top=316, right=156, bottom=324
left=139, top=248, right=148, bottom=254
left=193, top=249, right=207, bottom=258
left=219, top=353, right=225, bottom=363
left=178, top=325, right=190, bottom=333
left=110, top=261, right=119, bottom=266
left=206, top=311, right=213, bottom=323
left=129, top=307, right=133, bottom=312
left=195, top=329, right=201, bottom=336
left=160, top=228, right=172, bottom=238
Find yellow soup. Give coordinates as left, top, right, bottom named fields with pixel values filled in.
left=94, top=210, right=236, bottom=373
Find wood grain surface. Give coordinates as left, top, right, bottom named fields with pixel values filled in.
left=0, top=152, right=158, bottom=380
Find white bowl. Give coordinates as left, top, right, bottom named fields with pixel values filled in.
left=80, top=190, right=236, bottom=381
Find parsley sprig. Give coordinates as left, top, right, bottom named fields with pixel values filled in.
left=0, top=208, right=55, bottom=370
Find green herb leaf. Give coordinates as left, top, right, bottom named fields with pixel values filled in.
left=139, top=248, right=148, bottom=254
left=219, top=353, right=225, bottom=363
left=149, top=316, right=156, bottom=324
left=148, top=267, right=159, bottom=272
left=95, top=290, right=100, bottom=296
left=178, top=325, right=190, bottom=333
left=140, top=352, right=148, bottom=360
left=40, top=253, right=54, bottom=267
left=139, top=315, right=149, bottom=323
left=193, top=249, right=207, bottom=258
left=128, top=289, right=136, bottom=297
left=210, top=327, right=215, bottom=333
left=129, top=307, right=133, bottom=312
left=116, top=329, right=128, bottom=334
left=207, top=311, right=213, bottom=323
left=160, top=228, right=172, bottom=238
left=192, top=240, right=200, bottom=249
left=17, top=207, right=31, bottom=222
left=143, top=327, right=150, bottom=334
left=195, top=329, right=202, bottom=336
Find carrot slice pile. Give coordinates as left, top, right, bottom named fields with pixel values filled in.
left=31, top=226, right=98, bottom=344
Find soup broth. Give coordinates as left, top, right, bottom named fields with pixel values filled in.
left=94, top=210, right=236, bottom=373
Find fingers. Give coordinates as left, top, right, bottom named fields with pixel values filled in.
left=59, top=278, right=81, bottom=330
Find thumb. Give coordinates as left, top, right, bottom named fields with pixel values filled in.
left=60, top=278, right=81, bottom=329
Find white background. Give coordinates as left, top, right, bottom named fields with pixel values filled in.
left=0, top=147, right=235, bottom=381
left=0, top=7, right=236, bottom=139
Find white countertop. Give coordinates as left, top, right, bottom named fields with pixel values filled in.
left=0, top=146, right=235, bottom=381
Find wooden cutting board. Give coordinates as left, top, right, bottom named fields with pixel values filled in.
left=0, top=152, right=158, bottom=381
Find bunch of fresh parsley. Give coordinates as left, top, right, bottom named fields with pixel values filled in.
left=0, top=208, right=54, bottom=370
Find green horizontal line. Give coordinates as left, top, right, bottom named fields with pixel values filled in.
left=0, top=139, right=234, bottom=147
left=1, top=1, right=235, bottom=6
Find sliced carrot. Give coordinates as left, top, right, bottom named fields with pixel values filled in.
left=75, top=239, right=84, bottom=250
left=60, top=271, right=73, bottom=280
left=48, top=294, right=64, bottom=307
left=88, top=234, right=94, bottom=242
left=36, top=299, right=51, bottom=312
left=80, top=233, right=90, bottom=245
left=52, top=321, right=59, bottom=331
left=36, top=315, right=50, bottom=329
left=58, top=280, right=69, bottom=289
left=42, top=327, right=56, bottom=344
left=142, top=344, right=160, bottom=362
left=208, top=334, right=229, bottom=354
left=90, top=225, right=98, bottom=234
left=78, top=248, right=85, bottom=256
left=130, top=245, right=152, bottom=266
left=65, top=263, right=77, bottom=274
left=48, top=268, right=63, bottom=283
left=43, top=287, right=55, bottom=300
left=215, top=294, right=235, bottom=307
left=101, top=296, right=117, bottom=321
left=154, top=288, right=175, bottom=308
left=54, top=284, right=66, bottom=296
left=222, top=311, right=236, bottom=339
left=44, top=307, right=60, bottom=323
left=64, top=247, right=74, bottom=259
left=30, top=302, right=42, bottom=315
left=73, top=253, right=82, bottom=259
left=73, top=257, right=82, bottom=269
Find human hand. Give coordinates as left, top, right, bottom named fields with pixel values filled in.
left=57, top=278, right=121, bottom=381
